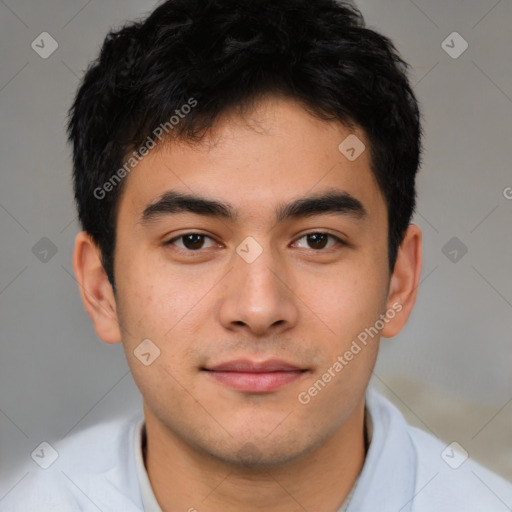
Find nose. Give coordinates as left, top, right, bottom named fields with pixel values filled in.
left=217, top=245, right=299, bottom=337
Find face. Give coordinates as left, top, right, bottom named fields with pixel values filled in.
left=110, top=96, right=395, bottom=467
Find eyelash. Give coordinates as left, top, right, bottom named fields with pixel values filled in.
left=165, top=232, right=346, bottom=254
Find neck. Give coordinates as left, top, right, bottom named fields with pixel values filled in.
left=143, top=400, right=367, bottom=512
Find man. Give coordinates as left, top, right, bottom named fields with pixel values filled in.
left=3, top=0, right=511, bottom=510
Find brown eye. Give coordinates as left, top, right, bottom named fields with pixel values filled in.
left=167, top=233, right=217, bottom=251
left=293, top=233, right=342, bottom=250
left=306, top=233, right=328, bottom=249
left=182, top=234, right=205, bottom=249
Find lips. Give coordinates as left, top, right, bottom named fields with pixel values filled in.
left=203, top=359, right=307, bottom=393
left=207, top=359, right=303, bottom=373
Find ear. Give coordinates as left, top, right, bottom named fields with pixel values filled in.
left=72, top=231, right=122, bottom=344
left=381, top=224, right=422, bottom=338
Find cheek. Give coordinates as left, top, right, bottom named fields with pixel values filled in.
left=297, top=259, right=388, bottom=344
left=116, top=250, right=219, bottom=336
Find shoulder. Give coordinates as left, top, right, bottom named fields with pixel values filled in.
left=366, top=389, right=512, bottom=511
left=408, top=424, right=512, bottom=511
left=0, top=413, right=145, bottom=512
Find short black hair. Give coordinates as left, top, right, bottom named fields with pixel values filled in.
left=68, top=0, right=422, bottom=288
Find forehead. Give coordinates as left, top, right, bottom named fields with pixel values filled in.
left=116, top=95, right=385, bottom=226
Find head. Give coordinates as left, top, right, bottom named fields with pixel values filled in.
left=70, top=0, right=422, bottom=468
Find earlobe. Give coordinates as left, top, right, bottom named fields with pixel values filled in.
left=381, top=224, right=422, bottom=339
left=72, top=231, right=122, bottom=344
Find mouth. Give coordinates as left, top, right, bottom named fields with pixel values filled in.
left=202, top=359, right=308, bottom=393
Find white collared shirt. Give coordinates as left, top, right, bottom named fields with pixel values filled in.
left=2, top=388, right=511, bottom=511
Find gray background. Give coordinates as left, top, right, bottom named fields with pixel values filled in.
left=1, top=0, right=511, bottom=502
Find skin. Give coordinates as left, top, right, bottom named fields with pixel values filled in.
left=73, top=95, right=422, bottom=512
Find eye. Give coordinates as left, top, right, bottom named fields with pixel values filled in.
left=165, top=232, right=344, bottom=253
left=166, top=233, right=219, bottom=251
left=292, top=232, right=344, bottom=250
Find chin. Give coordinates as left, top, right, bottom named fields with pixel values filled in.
left=200, top=431, right=320, bottom=470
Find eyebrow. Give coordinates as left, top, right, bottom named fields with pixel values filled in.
left=140, top=188, right=367, bottom=225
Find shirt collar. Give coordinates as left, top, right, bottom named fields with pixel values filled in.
left=346, top=387, right=418, bottom=512
left=134, top=419, right=163, bottom=512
